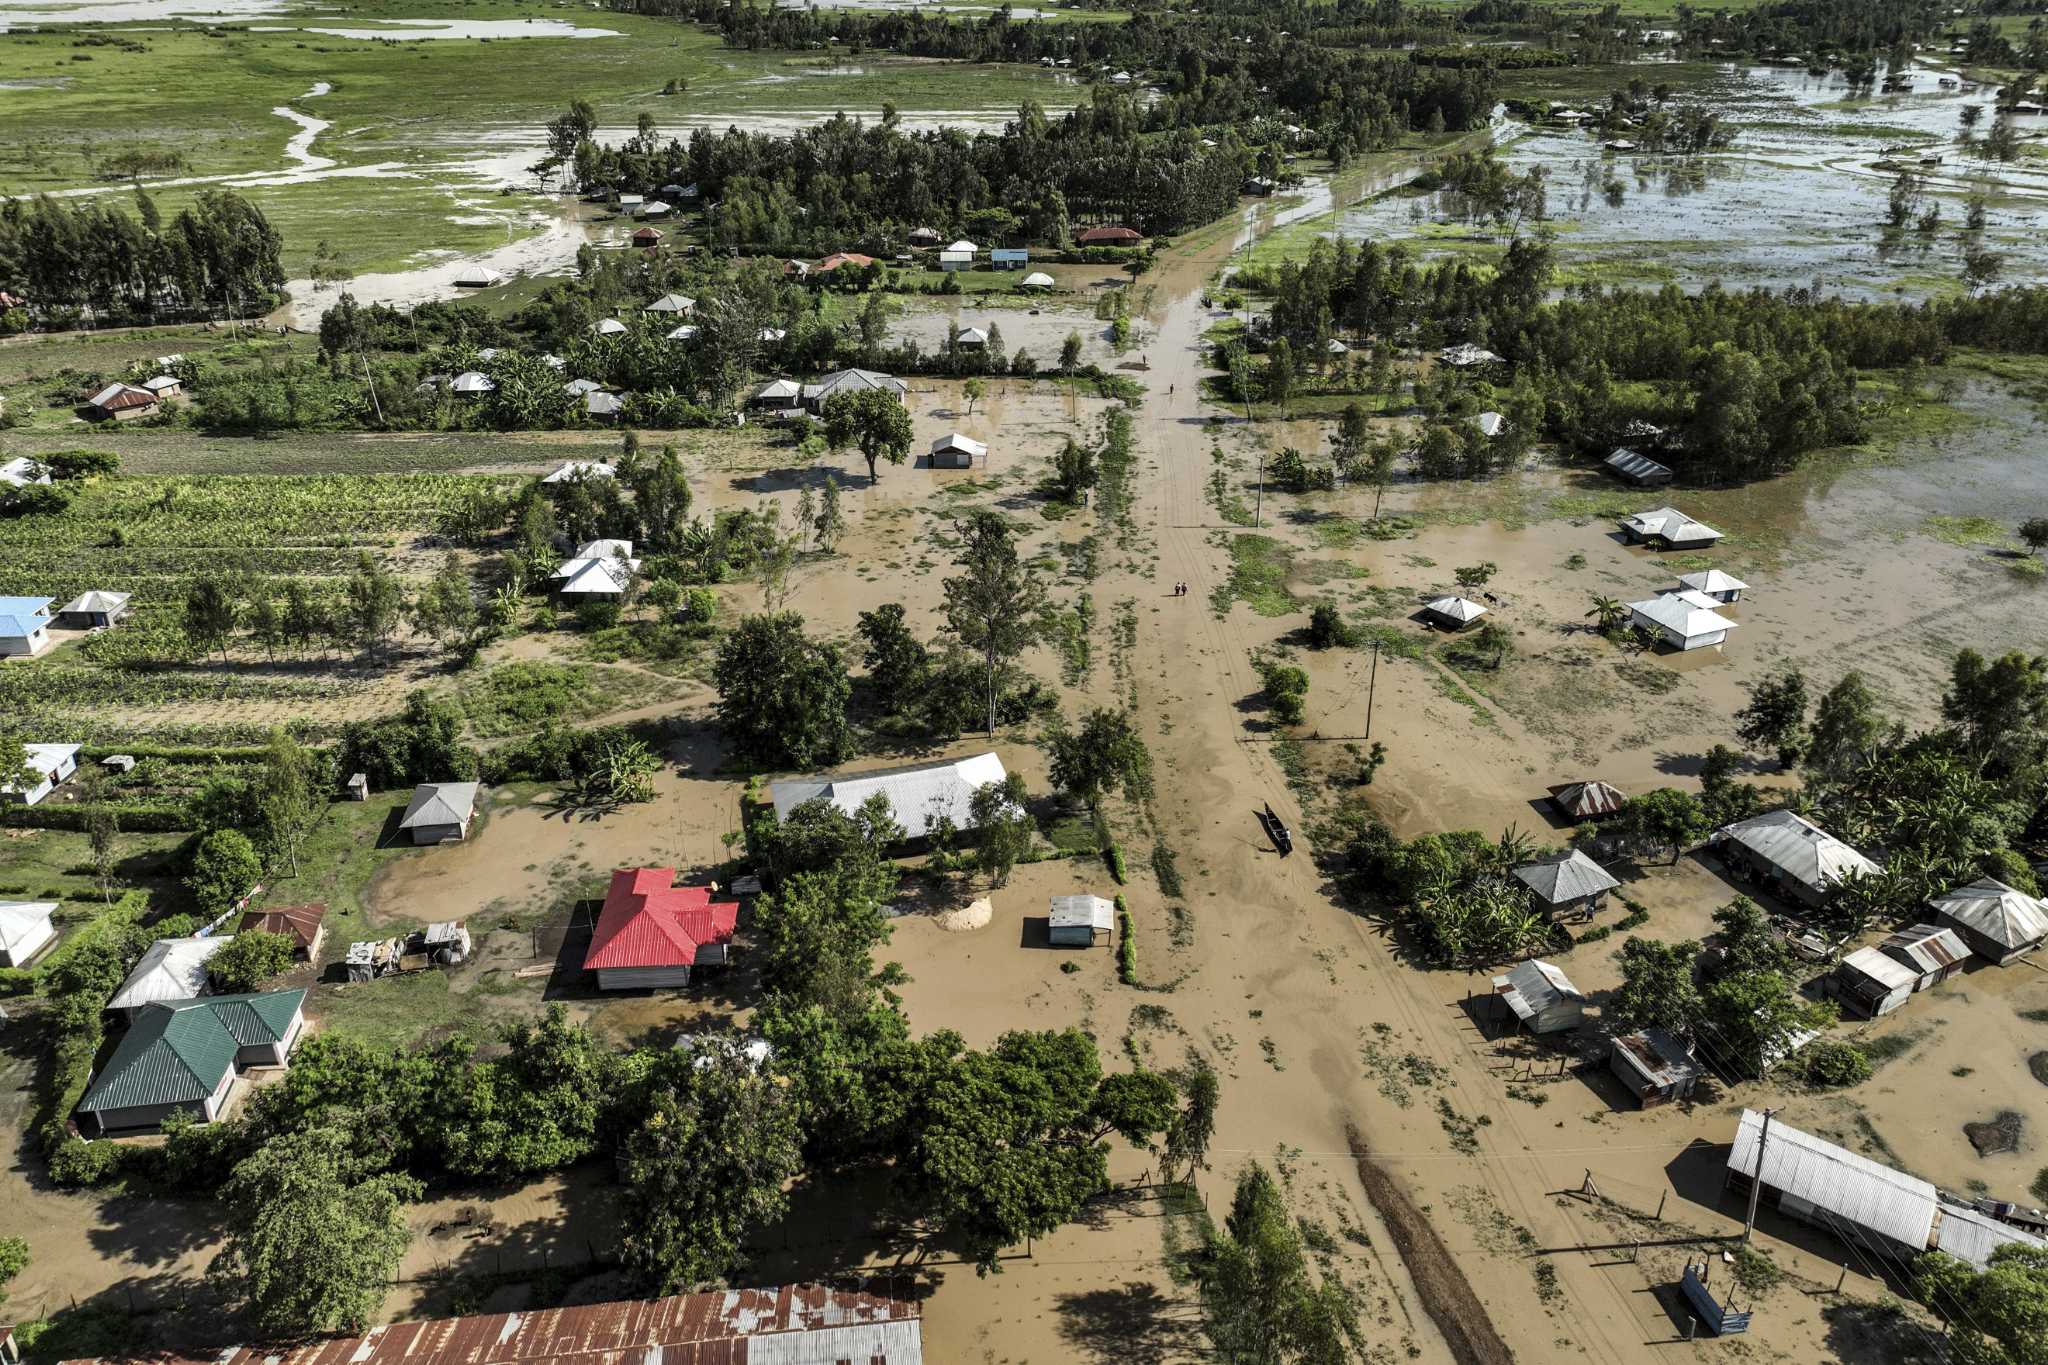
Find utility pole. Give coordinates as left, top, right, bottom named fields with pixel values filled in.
left=1254, top=447, right=1264, bottom=528
left=1742, top=1108, right=1775, bottom=1245
left=1364, top=638, right=1381, bottom=741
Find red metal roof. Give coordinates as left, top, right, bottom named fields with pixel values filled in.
left=1077, top=225, right=1141, bottom=244
left=58, top=1283, right=922, bottom=1365
left=585, top=866, right=738, bottom=970
left=237, top=902, right=326, bottom=950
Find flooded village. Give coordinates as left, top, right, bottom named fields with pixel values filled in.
left=3, top=1, right=2048, bottom=1364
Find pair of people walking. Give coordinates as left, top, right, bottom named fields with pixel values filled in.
left=1172, top=581, right=1189, bottom=597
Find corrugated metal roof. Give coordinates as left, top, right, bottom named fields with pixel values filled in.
left=238, top=904, right=326, bottom=951
left=399, top=782, right=479, bottom=830
left=1935, top=1202, right=2048, bottom=1270
left=771, top=753, right=1007, bottom=841
left=1838, top=945, right=1918, bottom=992
left=586, top=868, right=737, bottom=971
left=1727, top=1109, right=1938, bottom=1249
left=58, top=1283, right=922, bottom=1365
left=1619, top=506, right=1722, bottom=542
left=1511, top=850, right=1619, bottom=903
left=1880, top=923, right=1968, bottom=976
left=78, top=991, right=302, bottom=1114
left=1547, top=781, right=1626, bottom=819
left=107, top=936, right=228, bottom=1012
left=1930, top=877, right=2048, bottom=953
left=1605, top=448, right=1671, bottom=481
left=1049, top=895, right=1114, bottom=931
left=1492, top=958, right=1581, bottom=1023
left=1612, top=1028, right=1700, bottom=1088
left=0, top=901, right=56, bottom=956
left=1716, top=810, right=1880, bottom=897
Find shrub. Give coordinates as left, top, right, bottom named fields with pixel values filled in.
left=1116, top=893, right=1136, bottom=985
left=207, top=929, right=297, bottom=993
left=1803, top=1039, right=1872, bottom=1089
left=186, top=829, right=260, bottom=916
left=575, top=598, right=621, bottom=631
left=48, top=1135, right=124, bottom=1187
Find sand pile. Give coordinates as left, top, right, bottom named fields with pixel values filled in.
left=936, top=897, right=993, bottom=933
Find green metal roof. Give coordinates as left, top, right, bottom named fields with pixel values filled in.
left=78, top=989, right=305, bottom=1114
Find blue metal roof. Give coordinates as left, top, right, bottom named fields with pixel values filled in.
left=990, top=248, right=1029, bottom=261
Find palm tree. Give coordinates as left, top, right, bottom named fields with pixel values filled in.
left=1587, top=596, right=1628, bottom=636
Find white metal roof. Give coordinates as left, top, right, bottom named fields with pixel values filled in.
left=1492, top=958, right=1582, bottom=1022
left=454, top=266, right=504, bottom=286
left=1929, top=877, right=2048, bottom=952
left=770, top=753, right=1008, bottom=840
left=584, top=391, right=624, bottom=417
left=1439, top=343, right=1502, bottom=366
left=1605, top=448, right=1672, bottom=481
left=944, top=239, right=977, bottom=253
left=1511, top=850, right=1620, bottom=903
left=542, top=460, right=616, bottom=484
left=1935, top=1203, right=2048, bottom=1270
left=1049, top=895, right=1115, bottom=931
left=666, top=324, right=700, bottom=342
left=1838, top=945, right=1918, bottom=992
left=1423, top=595, right=1487, bottom=623
left=1716, top=809, right=1879, bottom=896
left=58, top=590, right=130, bottom=614
left=398, top=782, right=479, bottom=830
left=0, top=456, right=51, bottom=487
left=1020, top=271, right=1055, bottom=288
left=955, top=326, right=990, bottom=345
left=802, top=369, right=906, bottom=403
left=1676, top=569, right=1747, bottom=595
left=450, top=370, right=496, bottom=394
left=931, top=432, right=987, bottom=458
left=1628, top=593, right=1736, bottom=641
left=562, top=378, right=605, bottom=396
left=0, top=901, right=56, bottom=956
left=1472, top=410, right=1506, bottom=437
left=1620, top=506, right=1723, bottom=543
left=593, top=318, right=628, bottom=335
left=108, top=936, right=229, bottom=1012
left=1728, top=1108, right=1938, bottom=1249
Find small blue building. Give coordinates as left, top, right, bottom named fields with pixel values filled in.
left=990, top=248, right=1030, bottom=270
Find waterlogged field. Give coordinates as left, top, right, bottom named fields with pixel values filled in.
left=1337, top=63, right=2048, bottom=298
left=0, top=0, right=1083, bottom=278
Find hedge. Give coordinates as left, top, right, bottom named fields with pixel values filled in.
left=33, top=891, right=148, bottom=1181
left=1, top=800, right=194, bottom=833
left=1115, top=893, right=1136, bottom=985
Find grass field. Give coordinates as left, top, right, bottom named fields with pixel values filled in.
left=0, top=0, right=1085, bottom=276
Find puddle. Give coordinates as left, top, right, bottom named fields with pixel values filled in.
left=1335, top=65, right=2048, bottom=298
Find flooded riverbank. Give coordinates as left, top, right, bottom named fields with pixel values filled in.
left=1337, top=64, right=2048, bottom=298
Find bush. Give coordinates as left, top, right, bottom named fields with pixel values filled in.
left=1307, top=603, right=1353, bottom=649
left=575, top=598, right=621, bottom=630
left=1803, top=1039, right=1872, bottom=1089
left=1116, top=893, right=1136, bottom=985
left=48, top=1135, right=124, bottom=1187
left=186, top=829, right=260, bottom=916
left=208, top=929, right=297, bottom=993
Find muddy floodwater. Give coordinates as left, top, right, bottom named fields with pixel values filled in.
left=1339, top=63, right=2048, bottom=298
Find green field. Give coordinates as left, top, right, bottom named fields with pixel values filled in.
left=0, top=0, right=1085, bottom=276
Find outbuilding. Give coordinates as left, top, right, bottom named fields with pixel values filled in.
left=0, top=596, right=54, bottom=656
left=1604, top=448, right=1673, bottom=486
left=236, top=903, right=328, bottom=962
left=1491, top=959, right=1584, bottom=1035
left=1077, top=225, right=1142, bottom=246
left=1547, top=780, right=1626, bottom=822
left=643, top=293, right=695, bottom=315
left=990, top=248, right=1029, bottom=270
left=938, top=240, right=978, bottom=271
left=108, top=935, right=230, bottom=1019
left=1420, top=595, right=1487, bottom=630
left=954, top=325, right=990, bottom=349
left=1674, top=569, right=1747, bottom=604
left=0, top=456, right=50, bottom=488
left=631, top=226, right=663, bottom=248
left=907, top=226, right=942, bottom=247
left=1927, top=877, right=2048, bottom=965
left=141, top=374, right=183, bottom=399
left=1609, top=1028, right=1703, bottom=1108
left=542, top=460, right=616, bottom=484
left=1627, top=591, right=1737, bottom=651
left=3, top=742, right=79, bottom=806
left=1878, top=922, right=1969, bottom=991
left=1020, top=271, right=1056, bottom=290
left=1618, top=506, right=1723, bottom=549
left=1831, top=946, right=1920, bottom=1017
left=1714, top=809, right=1879, bottom=909
left=1049, top=894, right=1115, bottom=947
left=930, top=432, right=987, bottom=469
left=86, top=382, right=159, bottom=421
left=1439, top=343, right=1503, bottom=368
left=454, top=266, right=505, bottom=288
left=55, top=590, right=133, bottom=630
left=1471, top=410, right=1507, bottom=438
left=592, top=318, right=628, bottom=336
left=1511, top=850, right=1620, bottom=920
left=450, top=370, right=496, bottom=396
left=398, top=782, right=479, bottom=845
left=0, top=901, right=57, bottom=968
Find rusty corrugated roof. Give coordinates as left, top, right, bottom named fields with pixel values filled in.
left=59, top=1283, right=922, bottom=1365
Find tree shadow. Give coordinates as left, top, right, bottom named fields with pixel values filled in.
left=1054, top=1280, right=1206, bottom=1365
